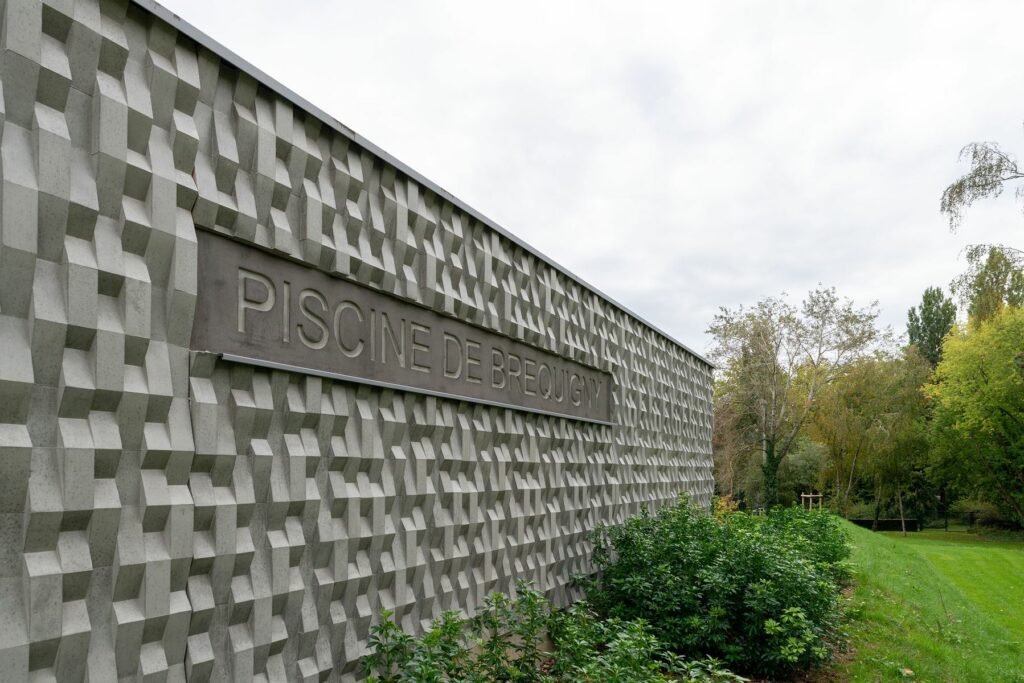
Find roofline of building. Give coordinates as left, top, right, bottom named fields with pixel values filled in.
left=132, top=0, right=716, bottom=369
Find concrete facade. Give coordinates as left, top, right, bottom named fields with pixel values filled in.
left=0, top=0, right=714, bottom=680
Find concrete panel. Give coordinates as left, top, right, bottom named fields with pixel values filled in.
left=192, top=231, right=614, bottom=424
left=0, top=0, right=714, bottom=680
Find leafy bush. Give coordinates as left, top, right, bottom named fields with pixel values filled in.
left=712, top=494, right=740, bottom=518
left=754, top=505, right=852, bottom=584
left=364, top=499, right=848, bottom=680
left=364, top=582, right=546, bottom=683
left=583, top=496, right=849, bottom=678
left=363, top=580, right=745, bottom=682
left=547, top=603, right=746, bottom=682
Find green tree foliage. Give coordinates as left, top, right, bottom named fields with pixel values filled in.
left=950, top=245, right=1024, bottom=326
left=775, top=440, right=827, bottom=504
left=864, top=349, right=933, bottom=531
left=708, top=287, right=880, bottom=507
left=927, top=307, right=1024, bottom=525
left=812, top=350, right=931, bottom=520
left=813, top=356, right=888, bottom=515
left=940, top=141, right=1024, bottom=232
left=906, top=286, right=957, bottom=366
left=721, top=439, right=827, bottom=509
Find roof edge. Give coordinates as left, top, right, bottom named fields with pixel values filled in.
left=131, top=0, right=716, bottom=369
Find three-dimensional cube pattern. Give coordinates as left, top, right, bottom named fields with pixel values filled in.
left=0, top=0, right=715, bottom=680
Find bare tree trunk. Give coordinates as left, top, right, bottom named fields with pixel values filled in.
left=842, top=447, right=860, bottom=516
left=897, top=487, right=907, bottom=537
left=762, top=440, right=781, bottom=508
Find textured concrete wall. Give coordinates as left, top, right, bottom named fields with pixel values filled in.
left=0, top=0, right=714, bottom=680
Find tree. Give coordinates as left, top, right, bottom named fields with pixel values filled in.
left=950, top=245, right=1024, bottom=326
left=707, top=287, right=880, bottom=507
left=812, top=349, right=931, bottom=519
left=863, top=349, right=932, bottom=534
left=775, top=439, right=827, bottom=505
left=712, top=392, right=754, bottom=499
left=906, top=286, right=957, bottom=366
left=927, top=307, right=1024, bottom=526
left=813, top=355, right=893, bottom=516
left=940, top=140, right=1024, bottom=232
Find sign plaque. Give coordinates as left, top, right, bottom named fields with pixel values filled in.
left=192, top=231, right=614, bottom=424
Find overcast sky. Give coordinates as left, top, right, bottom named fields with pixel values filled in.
left=160, top=0, right=1024, bottom=354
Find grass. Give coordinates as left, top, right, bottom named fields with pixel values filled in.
left=832, top=522, right=1024, bottom=682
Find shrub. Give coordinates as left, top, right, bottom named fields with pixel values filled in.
left=363, top=580, right=746, bottom=682
left=712, top=495, right=740, bottom=518
left=583, top=496, right=849, bottom=678
left=471, top=584, right=548, bottom=681
left=364, top=581, right=547, bottom=683
left=548, top=606, right=680, bottom=682
left=754, top=505, right=852, bottom=584
left=547, top=603, right=746, bottom=682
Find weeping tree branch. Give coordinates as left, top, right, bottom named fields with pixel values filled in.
left=941, top=141, right=1024, bottom=232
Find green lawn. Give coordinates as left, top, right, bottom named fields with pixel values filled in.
left=833, top=523, right=1024, bottom=682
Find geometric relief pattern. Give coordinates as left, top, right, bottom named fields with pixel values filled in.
left=0, top=0, right=714, bottom=681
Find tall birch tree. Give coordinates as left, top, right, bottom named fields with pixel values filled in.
left=708, top=287, right=880, bottom=507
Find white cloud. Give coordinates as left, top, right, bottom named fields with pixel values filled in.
left=159, top=0, right=1024, bottom=353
